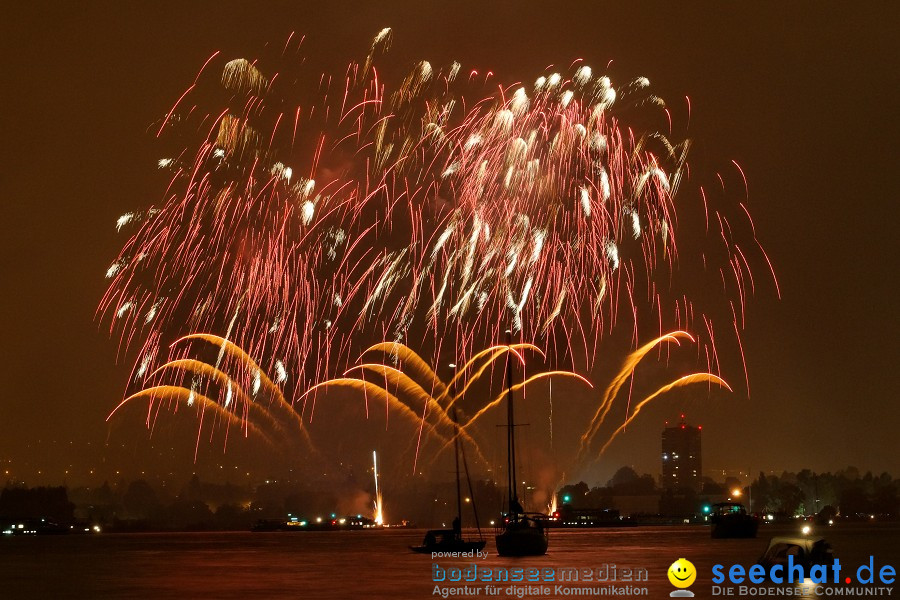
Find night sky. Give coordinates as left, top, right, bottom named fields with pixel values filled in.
left=2, top=1, right=898, bottom=488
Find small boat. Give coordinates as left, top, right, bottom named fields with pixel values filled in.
left=410, top=407, right=486, bottom=554
left=496, top=512, right=549, bottom=556
left=495, top=331, right=548, bottom=557
left=710, top=502, right=760, bottom=538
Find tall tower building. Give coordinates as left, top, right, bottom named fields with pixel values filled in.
left=661, top=416, right=702, bottom=491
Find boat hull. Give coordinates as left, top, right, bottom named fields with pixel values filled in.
left=495, top=527, right=548, bottom=556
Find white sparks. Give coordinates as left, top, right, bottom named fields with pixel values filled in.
left=433, top=226, right=454, bottom=256
left=477, top=291, right=488, bottom=311
left=606, top=241, right=620, bottom=270
left=374, top=27, right=392, bottom=45
left=448, top=61, right=461, bottom=82
left=594, top=275, right=607, bottom=310
left=547, top=72, right=561, bottom=88
left=508, top=278, right=533, bottom=334
left=601, top=87, right=616, bottom=106
left=504, top=248, right=518, bottom=276
left=530, top=228, right=546, bottom=264
left=590, top=133, right=607, bottom=155
left=580, top=186, right=592, bottom=217
left=367, top=251, right=408, bottom=309
left=274, top=360, right=287, bottom=385
left=653, top=167, right=671, bottom=191
left=157, top=158, right=173, bottom=169
left=116, top=213, right=135, bottom=231
left=505, top=291, right=517, bottom=311
left=419, top=60, right=433, bottom=80
left=599, top=168, right=611, bottom=202
left=144, top=299, right=162, bottom=323
left=462, top=216, right=482, bottom=280
left=493, top=109, right=514, bottom=133
left=136, top=354, right=151, bottom=379
left=424, top=122, right=443, bottom=142
left=560, top=90, right=574, bottom=108
left=631, top=210, right=641, bottom=239
left=271, top=162, right=293, bottom=182
left=224, top=381, right=233, bottom=408
left=106, top=260, right=123, bottom=279
left=252, top=369, right=261, bottom=396
left=301, top=200, right=315, bottom=225
left=508, top=137, right=528, bottom=165
left=518, top=277, right=533, bottom=312
left=326, top=227, right=346, bottom=261
left=511, top=87, right=529, bottom=114
left=116, top=302, right=133, bottom=318
left=575, top=65, right=592, bottom=85
left=373, top=450, right=384, bottom=525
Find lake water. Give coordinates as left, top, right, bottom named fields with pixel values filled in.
left=1, top=524, right=897, bottom=598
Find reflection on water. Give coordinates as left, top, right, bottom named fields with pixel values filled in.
left=0, top=524, right=896, bottom=599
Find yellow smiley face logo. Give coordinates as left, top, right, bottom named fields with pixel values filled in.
left=668, top=558, right=696, bottom=588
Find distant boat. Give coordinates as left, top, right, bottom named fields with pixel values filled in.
left=547, top=505, right=637, bottom=528
left=252, top=515, right=382, bottom=531
left=410, top=407, right=486, bottom=554
left=1, top=518, right=71, bottom=535
left=710, top=502, right=759, bottom=538
left=495, top=331, right=548, bottom=557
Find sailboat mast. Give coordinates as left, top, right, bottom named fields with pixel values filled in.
left=453, top=406, right=463, bottom=529
left=505, top=330, right=518, bottom=511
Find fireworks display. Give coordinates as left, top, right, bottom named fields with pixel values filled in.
left=372, top=450, right=383, bottom=525
left=99, top=28, right=776, bottom=480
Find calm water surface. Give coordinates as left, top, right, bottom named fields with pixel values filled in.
left=1, top=524, right=897, bottom=599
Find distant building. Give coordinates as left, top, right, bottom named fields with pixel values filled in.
left=661, top=416, right=702, bottom=491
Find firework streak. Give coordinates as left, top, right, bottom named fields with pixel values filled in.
left=99, top=29, right=776, bottom=463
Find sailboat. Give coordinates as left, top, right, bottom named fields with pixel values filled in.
left=495, top=331, right=549, bottom=557
left=410, top=407, right=486, bottom=553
